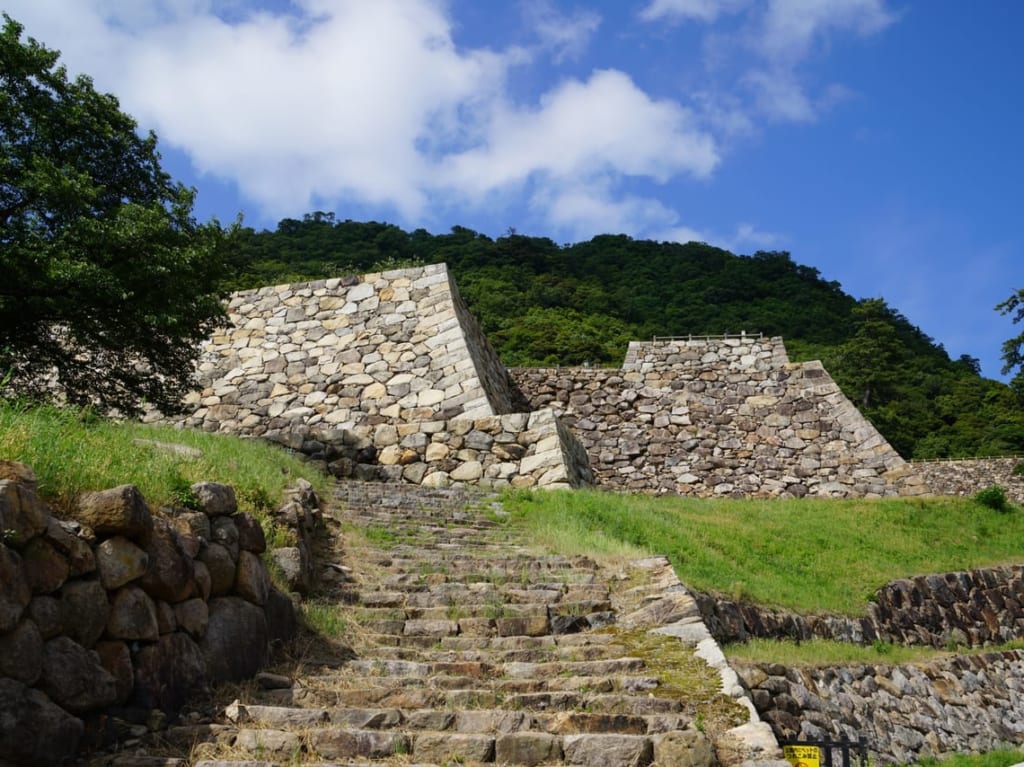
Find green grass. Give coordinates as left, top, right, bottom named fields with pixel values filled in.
left=502, top=488, right=1024, bottom=615
left=0, top=400, right=329, bottom=518
left=726, top=637, right=1024, bottom=667
left=913, top=750, right=1024, bottom=767
left=300, top=600, right=349, bottom=637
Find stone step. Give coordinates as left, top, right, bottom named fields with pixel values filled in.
left=338, top=655, right=648, bottom=682
left=264, top=682, right=689, bottom=720
left=224, top=702, right=694, bottom=736
left=361, top=639, right=629, bottom=663
left=346, top=628, right=621, bottom=654
left=186, top=728, right=674, bottom=766
left=292, top=669, right=663, bottom=697
left=95, top=486, right=757, bottom=767
left=353, top=581, right=611, bottom=601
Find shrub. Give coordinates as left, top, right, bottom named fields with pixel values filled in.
left=974, top=485, right=1012, bottom=513
left=1012, top=461, right=1024, bottom=478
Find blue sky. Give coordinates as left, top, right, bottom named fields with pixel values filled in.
left=6, top=0, right=1022, bottom=379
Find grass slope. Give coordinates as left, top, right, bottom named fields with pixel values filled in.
left=0, top=401, right=329, bottom=517
left=503, top=488, right=1024, bottom=615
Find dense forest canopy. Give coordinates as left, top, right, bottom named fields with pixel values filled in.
left=223, top=212, right=1024, bottom=460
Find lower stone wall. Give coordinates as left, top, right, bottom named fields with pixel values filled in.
left=914, top=458, right=1024, bottom=504
left=511, top=359, right=925, bottom=498
left=738, top=652, right=1024, bottom=764
left=698, top=565, right=1024, bottom=650
left=0, top=462, right=315, bottom=766
left=295, top=408, right=594, bottom=491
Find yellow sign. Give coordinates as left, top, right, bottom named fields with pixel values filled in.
left=783, top=745, right=821, bottom=767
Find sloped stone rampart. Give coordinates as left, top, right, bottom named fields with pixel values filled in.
left=162, top=268, right=929, bottom=499
left=913, top=457, right=1024, bottom=504
left=512, top=337, right=926, bottom=498
left=738, top=651, right=1024, bottom=764
left=698, top=564, right=1024, bottom=649
left=175, top=264, right=521, bottom=441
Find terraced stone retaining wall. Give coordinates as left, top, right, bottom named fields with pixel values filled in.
left=163, top=267, right=929, bottom=499
left=699, top=564, right=1024, bottom=649
left=914, top=457, right=1024, bottom=504
left=712, top=565, right=1024, bottom=764
left=0, top=461, right=316, bottom=766
left=173, top=264, right=522, bottom=440
left=314, top=407, right=594, bottom=490
left=511, top=336, right=926, bottom=498
left=738, top=651, right=1024, bottom=765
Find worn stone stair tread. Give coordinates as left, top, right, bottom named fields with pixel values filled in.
left=107, top=485, right=769, bottom=767
left=364, top=641, right=629, bottom=663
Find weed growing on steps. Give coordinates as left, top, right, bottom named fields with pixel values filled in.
left=300, top=601, right=349, bottom=637
left=606, top=627, right=747, bottom=736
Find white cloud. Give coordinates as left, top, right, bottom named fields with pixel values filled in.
left=439, top=69, right=718, bottom=195
left=3, top=0, right=720, bottom=236
left=522, top=0, right=601, bottom=63
left=640, top=0, right=749, bottom=24
left=742, top=69, right=816, bottom=123
left=640, top=0, right=895, bottom=125
left=758, top=0, right=895, bottom=65
left=534, top=182, right=681, bottom=240
left=746, top=0, right=894, bottom=122
left=2, top=0, right=893, bottom=244
left=656, top=221, right=782, bottom=252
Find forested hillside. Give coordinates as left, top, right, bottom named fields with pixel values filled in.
left=223, top=213, right=1024, bottom=460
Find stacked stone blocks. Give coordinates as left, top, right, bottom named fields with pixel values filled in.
left=513, top=336, right=926, bottom=498
left=0, top=461, right=316, bottom=765
left=169, top=265, right=930, bottom=498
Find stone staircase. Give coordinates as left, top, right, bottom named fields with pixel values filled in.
left=96, top=483, right=780, bottom=767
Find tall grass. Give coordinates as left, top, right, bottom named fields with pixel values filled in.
left=726, top=636, right=1024, bottom=667
left=0, top=400, right=329, bottom=516
left=503, top=488, right=1024, bottom=615
left=914, top=751, right=1024, bottom=767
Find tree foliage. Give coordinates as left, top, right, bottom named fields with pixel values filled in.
left=997, top=288, right=1024, bottom=382
left=0, top=16, right=227, bottom=414
left=215, top=215, right=1024, bottom=460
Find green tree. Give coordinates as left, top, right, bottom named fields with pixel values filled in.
left=831, top=298, right=906, bottom=410
left=0, top=16, right=227, bottom=414
left=997, top=288, right=1024, bottom=383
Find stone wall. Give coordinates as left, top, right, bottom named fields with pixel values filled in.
left=162, top=269, right=931, bottom=499
left=0, top=461, right=315, bottom=766
left=703, top=564, right=1024, bottom=762
left=698, top=564, right=1024, bottom=649
left=313, top=408, right=594, bottom=490
left=511, top=336, right=926, bottom=498
left=914, top=457, right=1024, bottom=504
left=738, top=651, right=1024, bottom=764
left=174, top=264, right=521, bottom=441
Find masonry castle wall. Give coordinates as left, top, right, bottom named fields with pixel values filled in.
left=914, top=457, right=1024, bottom=504
left=178, top=264, right=520, bottom=438
left=699, top=564, right=1024, bottom=649
left=512, top=336, right=926, bottom=498
left=169, top=266, right=928, bottom=498
left=703, top=563, right=1024, bottom=763
left=739, top=651, right=1024, bottom=764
